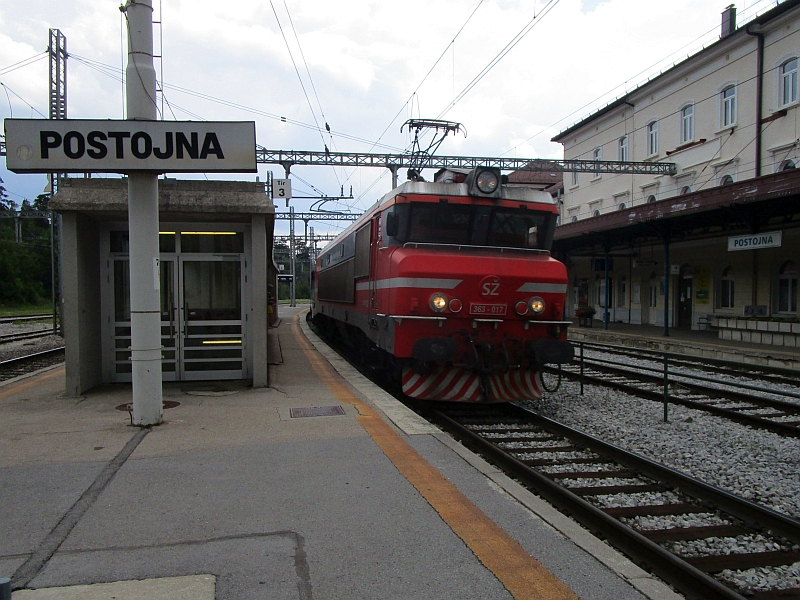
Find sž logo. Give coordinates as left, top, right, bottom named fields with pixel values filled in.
left=480, top=275, right=501, bottom=296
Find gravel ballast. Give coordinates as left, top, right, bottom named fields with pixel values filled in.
left=527, top=379, right=800, bottom=518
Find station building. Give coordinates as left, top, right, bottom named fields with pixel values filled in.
left=550, top=0, right=800, bottom=347
left=50, top=178, right=277, bottom=395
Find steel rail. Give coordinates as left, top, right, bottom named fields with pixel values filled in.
left=0, top=329, right=54, bottom=344
left=424, top=406, right=747, bottom=600
left=555, top=361, right=800, bottom=437
left=424, top=403, right=800, bottom=600
left=0, top=314, right=53, bottom=324
left=0, top=347, right=65, bottom=367
left=578, top=353, right=800, bottom=401
left=573, top=339, right=800, bottom=380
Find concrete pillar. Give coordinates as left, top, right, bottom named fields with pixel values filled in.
left=251, top=214, right=268, bottom=387
left=59, top=212, right=102, bottom=396
left=125, top=0, right=162, bottom=425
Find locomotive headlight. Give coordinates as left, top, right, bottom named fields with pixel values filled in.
left=476, top=170, right=499, bottom=194
left=430, top=293, right=448, bottom=312
left=528, top=296, right=546, bottom=315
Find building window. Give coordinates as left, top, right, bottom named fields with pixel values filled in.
left=721, top=86, right=736, bottom=127
left=570, top=215, right=578, bottom=223
left=571, top=171, right=579, bottom=187
left=720, top=266, right=735, bottom=309
left=680, top=185, right=692, bottom=195
left=619, top=136, right=628, bottom=162
left=593, top=209, right=601, bottom=217
left=681, top=104, right=694, bottom=144
left=782, top=58, right=798, bottom=106
left=777, top=260, right=798, bottom=313
left=618, top=276, right=627, bottom=307
left=647, top=194, right=657, bottom=203
left=618, top=202, right=626, bottom=210
left=592, top=147, right=602, bottom=179
left=647, top=121, right=658, bottom=156
left=782, top=160, right=796, bottom=171
left=720, top=174, right=734, bottom=185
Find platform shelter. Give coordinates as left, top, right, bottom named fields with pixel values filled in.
left=50, top=178, right=276, bottom=396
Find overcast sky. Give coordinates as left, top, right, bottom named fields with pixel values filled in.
left=0, top=0, right=779, bottom=236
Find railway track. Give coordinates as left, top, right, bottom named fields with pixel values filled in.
left=0, top=313, right=53, bottom=324
left=420, top=402, right=800, bottom=600
left=0, top=328, right=55, bottom=344
left=576, top=341, right=800, bottom=387
left=0, top=347, right=65, bottom=382
left=550, top=346, right=800, bottom=438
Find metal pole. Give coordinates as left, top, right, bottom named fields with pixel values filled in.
left=663, top=235, right=670, bottom=337
left=50, top=211, right=56, bottom=334
left=663, top=354, right=669, bottom=422
left=579, top=341, right=584, bottom=395
left=0, top=576, right=11, bottom=600
left=603, top=251, right=610, bottom=330
left=125, top=0, right=162, bottom=426
left=289, top=205, right=296, bottom=307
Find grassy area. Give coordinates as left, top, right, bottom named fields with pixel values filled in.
left=278, top=299, right=311, bottom=304
left=0, top=303, right=54, bottom=318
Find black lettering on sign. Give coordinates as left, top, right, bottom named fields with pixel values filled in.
left=153, top=132, right=173, bottom=159
left=40, top=131, right=61, bottom=159
left=87, top=131, right=108, bottom=159
left=63, top=132, right=85, bottom=159
left=200, top=132, right=225, bottom=159
left=107, top=132, right=131, bottom=158
left=176, top=132, right=198, bottom=159
left=131, top=131, right=152, bottom=159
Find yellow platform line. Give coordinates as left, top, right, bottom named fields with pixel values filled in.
left=292, top=315, right=577, bottom=600
left=0, top=365, right=64, bottom=401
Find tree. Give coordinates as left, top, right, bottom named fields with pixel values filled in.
left=0, top=180, right=52, bottom=306
left=0, top=176, right=13, bottom=212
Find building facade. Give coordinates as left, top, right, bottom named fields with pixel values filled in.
left=551, top=1, right=800, bottom=340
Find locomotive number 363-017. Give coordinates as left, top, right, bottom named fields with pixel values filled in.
left=469, top=303, right=507, bottom=315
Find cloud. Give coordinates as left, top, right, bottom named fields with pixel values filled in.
left=1, top=0, right=778, bottom=221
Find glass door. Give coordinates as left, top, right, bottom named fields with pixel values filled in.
left=179, top=257, right=244, bottom=380
left=160, top=260, right=178, bottom=381
left=111, top=258, right=180, bottom=381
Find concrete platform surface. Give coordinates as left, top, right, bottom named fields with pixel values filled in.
left=0, top=305, right=684, bottom=600
left=12, top=575, right=215, bottom=599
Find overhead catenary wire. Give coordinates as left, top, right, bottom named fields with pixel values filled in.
left=0, top=82, right=46, bottom=118
left=0, top=52, right=47, bottom=77
left=68, top=53, right=405, bottom=152
left=436, top=0, right=562, bottom=120
left=502, top=0, right=777, bottom=157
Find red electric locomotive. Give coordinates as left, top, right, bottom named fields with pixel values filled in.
left=309, top=166, right=573, bottom=403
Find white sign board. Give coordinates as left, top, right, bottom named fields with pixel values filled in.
left=728, top=231, right=782, bottom=251
left=273, top=179, right=292, bottom=200
left=4, top=119, right=257, bottom=173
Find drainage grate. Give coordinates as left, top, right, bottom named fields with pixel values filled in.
left=290, top=405, right=346, bottom=418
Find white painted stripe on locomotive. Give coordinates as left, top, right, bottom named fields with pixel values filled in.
left=356, top=277, right=462, bottom=291
left=515, top=283, right=568, bottom=294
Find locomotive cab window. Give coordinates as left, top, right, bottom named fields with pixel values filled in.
left=401, top=202, right=555, bottom=250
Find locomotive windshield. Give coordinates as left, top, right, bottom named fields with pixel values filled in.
left=399, top=202, right=556, bottom=250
